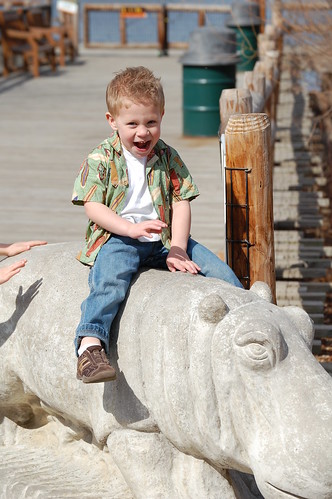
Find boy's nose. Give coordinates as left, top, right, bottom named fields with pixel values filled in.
left=137, top=126, right=150, bottom=137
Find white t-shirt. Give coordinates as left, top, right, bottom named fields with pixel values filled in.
left=121, top=147, right=161, bottom=243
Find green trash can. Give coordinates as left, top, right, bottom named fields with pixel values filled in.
left=180, top=27, right=239, bottom=137
left=227, top=3, right=262, bottom=72
left=182, top=65, right=236, bottom=137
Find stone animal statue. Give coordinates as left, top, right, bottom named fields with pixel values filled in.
left=0, top=242, right=331, bottom=498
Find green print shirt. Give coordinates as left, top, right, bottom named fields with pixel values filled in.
left=72, top=131, right=200, bottom=265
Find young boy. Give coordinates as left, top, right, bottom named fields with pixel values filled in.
left=72, top=66, right=242, bottom=384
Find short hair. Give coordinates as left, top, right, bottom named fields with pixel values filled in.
left=106, top=66, right=165, bottom=116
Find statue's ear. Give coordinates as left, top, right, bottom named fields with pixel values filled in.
left=198, top=293, right=229, bottom=324
left=250, top=281, right=273, bottom=303
left=283, top=306, right=315, bottom=348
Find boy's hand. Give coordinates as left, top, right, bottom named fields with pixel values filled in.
left=166, top=246, right=201, bottom=274
left=127, top=220, right=167, bottom=239
left=0, top=259, right=27, bottom=284
left=0, top=241, right=47, bottom=257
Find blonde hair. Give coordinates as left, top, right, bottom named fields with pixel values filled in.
left=106, top=66, right=165, bottom=116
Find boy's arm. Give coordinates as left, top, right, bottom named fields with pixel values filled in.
left=166, top=200, right=201, bottom=274
left=84, top=202, right=167, bottom=239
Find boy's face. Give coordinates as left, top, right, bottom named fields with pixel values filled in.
left=106, top=99, right=164, bottom=159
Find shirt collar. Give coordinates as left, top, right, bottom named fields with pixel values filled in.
left=122, top=144, right=147, bottom=167
left=109, top=130, right=122, bottom=154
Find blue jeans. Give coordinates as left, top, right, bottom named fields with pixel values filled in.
left=75, top=236, right=242, bottom=355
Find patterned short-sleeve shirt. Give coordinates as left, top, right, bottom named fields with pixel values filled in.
left=72, top=131, right=199, bottom=265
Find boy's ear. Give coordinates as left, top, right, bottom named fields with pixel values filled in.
left=106, top=112, right=117, bottom=130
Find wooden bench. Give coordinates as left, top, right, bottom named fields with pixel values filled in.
left=0, top=9, right=56, bottom=77
left=26, top=7, right=76, bottom=67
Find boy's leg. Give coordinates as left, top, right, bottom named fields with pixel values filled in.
left=186, top=238, right=243, bottom=288
left=147, top=239, right=242, bottom=288
left=75, top=236, right=141, bottom=383
left=75, top=236, right=141, bottom=354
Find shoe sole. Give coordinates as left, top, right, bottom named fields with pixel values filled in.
left=77, top=372, right=117, bottom=383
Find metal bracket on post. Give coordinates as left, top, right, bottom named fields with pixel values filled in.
left=219, top=133, right=227, bottom=262
left=220, top=134, right=254, bottom=289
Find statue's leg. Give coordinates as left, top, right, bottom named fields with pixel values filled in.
left=107, top=429, right=237, bottom=499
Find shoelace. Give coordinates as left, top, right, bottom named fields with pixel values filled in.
left=91, top=348, right=106, bottom=364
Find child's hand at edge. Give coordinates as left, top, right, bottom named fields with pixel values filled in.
left=0, top=241, right=47, bottom=257
left=0, top=259, right=27, bottom=285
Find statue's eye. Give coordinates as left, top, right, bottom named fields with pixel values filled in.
left=234, top=325, right=287, bottom=370
left=245, top=342, right=271, bottom=362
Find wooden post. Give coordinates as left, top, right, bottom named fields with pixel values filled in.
left=72, top=9, right=79, bottom=53
left=257, top=34, right=277, bottom=58
left=157, top=5, right=168, bottom=55
left=256, top=56, right=279, bottom=143
left=83, top=4, right=89, bottom=48
left=224, top=113, right=276, bottom=302
left=120, top=15, right=126, bottom=46
left=250, top=0, right=266, bottom=32
left=264, top=24, right=281, bottom=43
left=271, top=0, right=283, bottom=31
left=198, top=10, right=205, bottom=26
left=264, top=50, right=280, bottom=127
left=219, top=88, right=253, bottom=135
left=57, top=1, right=79, bottom=53
left=243, top=70, right=266, bottom=112
left=254, top=60, right=274, bottom=120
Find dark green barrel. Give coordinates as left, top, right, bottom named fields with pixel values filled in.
left=182, top=65, right=236, bottom=137
left=180, top=26, right=238, bottom=137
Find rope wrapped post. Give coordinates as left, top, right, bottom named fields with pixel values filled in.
left=224, top=113, right=276, bottom=302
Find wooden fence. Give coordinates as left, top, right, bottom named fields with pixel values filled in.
left=219, top=12, right=282, bottom=301
left=220, top=0, right=331, bottom=296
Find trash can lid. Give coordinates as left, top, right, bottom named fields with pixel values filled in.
left=227, top=2, right=262, bottom=27
left=180, top=26, right=240, bottom=66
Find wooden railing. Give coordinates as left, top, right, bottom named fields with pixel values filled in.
left=219, top=18, right=282, bottom=299
left=83, top=3, right=232, bottom=51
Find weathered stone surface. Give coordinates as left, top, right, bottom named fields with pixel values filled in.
left=0, top=242, right=332, bottom=498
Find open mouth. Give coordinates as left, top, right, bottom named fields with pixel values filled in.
left=134, top=140, right=151, bottom=151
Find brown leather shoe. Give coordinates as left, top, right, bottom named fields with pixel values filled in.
left=77, top=345, right=116, bottom=383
